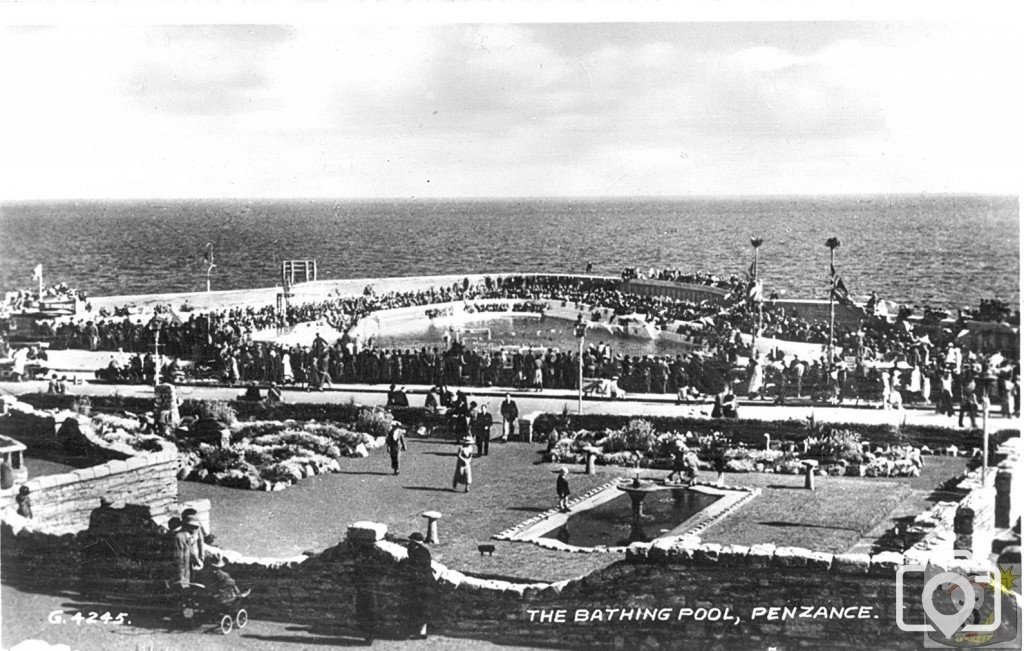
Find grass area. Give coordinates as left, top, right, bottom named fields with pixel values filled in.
left=181, top=438, right=971, bottom=581
left=181, top=436, right=635, bottom=583
left=25, top=454, right=81, bottom=476
left=699, top=456, right=970, bottom=553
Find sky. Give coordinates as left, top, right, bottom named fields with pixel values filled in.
left=2, top=12, right=1022, bottom=199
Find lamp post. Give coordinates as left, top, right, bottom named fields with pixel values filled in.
left=825, top=237, right=841, bottom=369
left=204, top=243, right=216, bottom=352
left=750, top=237, right=764, bottom=356
left=205, top=243, right=216, bottom=294
left=574, top=317, right=587, bottom=415
left=149, top=320, right=163, bottom=386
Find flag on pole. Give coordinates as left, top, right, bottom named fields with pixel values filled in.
left=829, top=263, right=853, bottom=305
left=748, top=278, right=763, bottom=304
left=32, top=264, right=43, bottom=281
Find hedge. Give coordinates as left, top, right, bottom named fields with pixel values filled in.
left=15, top=393, right=1016, bottom=451
left=15, top=393, right=435, bottom=430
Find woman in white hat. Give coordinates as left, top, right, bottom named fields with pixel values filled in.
left=452, top=437, right=474, bottom=492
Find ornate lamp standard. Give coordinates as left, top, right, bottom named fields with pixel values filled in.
left=825, top=237, right=841, bottom=368
left=574, top=317, right=587, bottom=414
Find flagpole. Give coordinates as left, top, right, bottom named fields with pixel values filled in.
left=37, top=264, right=43, bottom=299
left=205, top=243, right=215, bottom=293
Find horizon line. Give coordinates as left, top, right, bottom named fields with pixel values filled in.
left=1, top=191, right=1019, bottom=204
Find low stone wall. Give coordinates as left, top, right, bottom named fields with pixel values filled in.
left=0, top=397, right=180, bottom=532
left=1, top=465, right=1011, bottom=648
left=200, top=524, right=984, bottom=649
left=0, top=450, right=179, bottom=533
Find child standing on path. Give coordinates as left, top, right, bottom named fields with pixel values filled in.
left=556, top=467, right=571, bottom=512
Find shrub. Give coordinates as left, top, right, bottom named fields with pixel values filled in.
left=774, top=458, right=804, bottom=474
left=133, top=436, right=165, bottom=453
left=93, top=412, right=143, bottom=432
left=71, top=396, right=92, bottom=417
left=303, top=423, right=364, bottom=449
left=747, top=449, right=784, bottom=465
left=603, top=419, right=657, bottom=454
left=277, top=430, right=337, bottom=457
left=261, top=461, right=301, bottom=484
left=196, top=400, right=237, bottom=427
left=809, top=428, right=865, bottom=465
left=234, top=421, right=286, bottom=442
left=240, top=446, right=275, bottom=467
left=354, top=407, right=393, bottom=439
left=724, top=458, right=756, bottom=473
left=199, top=447, right=245, bottom=474
left=547, top=437, right=581, bottom=463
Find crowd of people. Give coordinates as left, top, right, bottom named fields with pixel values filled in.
left=742, top=346, right=1019, bottom=419
left=620, top=266, right=741, bottom=292
left=2, top=270, right=1018, bottom=415
left=2, top=283, right=88, bottom=316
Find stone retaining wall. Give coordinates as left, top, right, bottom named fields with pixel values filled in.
left=0, top=450, right=179, bottom=533
left=0, top=398, right=180, bottom=532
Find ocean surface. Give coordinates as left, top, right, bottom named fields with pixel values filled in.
left=0, top=196, right=1018, bottom=309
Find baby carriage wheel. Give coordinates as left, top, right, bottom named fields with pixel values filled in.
left=219, top=614, right=234, bottom=635
left=235, top=608, right=248, bottom=629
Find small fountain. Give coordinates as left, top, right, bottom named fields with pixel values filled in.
left=616, top=473, right=671, bottom=543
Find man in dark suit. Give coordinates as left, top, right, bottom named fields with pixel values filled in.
left=405, top=532, right=432, bottom=639
left=472, top=404, right=493, bottom=456
left=499, top=394, right=518, bottom=442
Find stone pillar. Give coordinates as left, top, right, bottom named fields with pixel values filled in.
left=585, top=450, right=597, bottom=475
left=995, top=462, right=1018, bottom=529
left=518, top=412, right=542, bottom=443
left=802, top=460, right=818, bottom=490
left=422, top=511, right=442, bottom=544
left=348, top=521, right=388, bottom=545
left=154, top=384, right=181, bottom=427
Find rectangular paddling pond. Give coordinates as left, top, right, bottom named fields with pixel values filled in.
left=540, top=486, right=723, bottom=548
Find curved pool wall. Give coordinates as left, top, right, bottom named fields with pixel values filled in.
left=344, top=298, right=700, bottom=350
left=309, top=297, right=838, bottom=359
left=88, top=272, right=849, bottom=358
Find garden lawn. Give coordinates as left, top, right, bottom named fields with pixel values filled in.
left=180, top=436, right=639, bottom=583
left=180, top=436, right=971, bottom=581
left=699, top=455, right=970, bottom=553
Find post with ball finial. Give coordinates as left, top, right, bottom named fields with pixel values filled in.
left=749, top=237, right=764, bottom=354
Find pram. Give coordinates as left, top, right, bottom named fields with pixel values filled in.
left=170, top=581, right=252, bottom=635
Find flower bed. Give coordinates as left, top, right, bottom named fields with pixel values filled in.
left=175, top=405, right=392, bottom=490
left=531, top=411, right=1014, bottom=452
left=544, top=419, right=930, bottom=478
left=16, top=395, right=395, bottom=491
